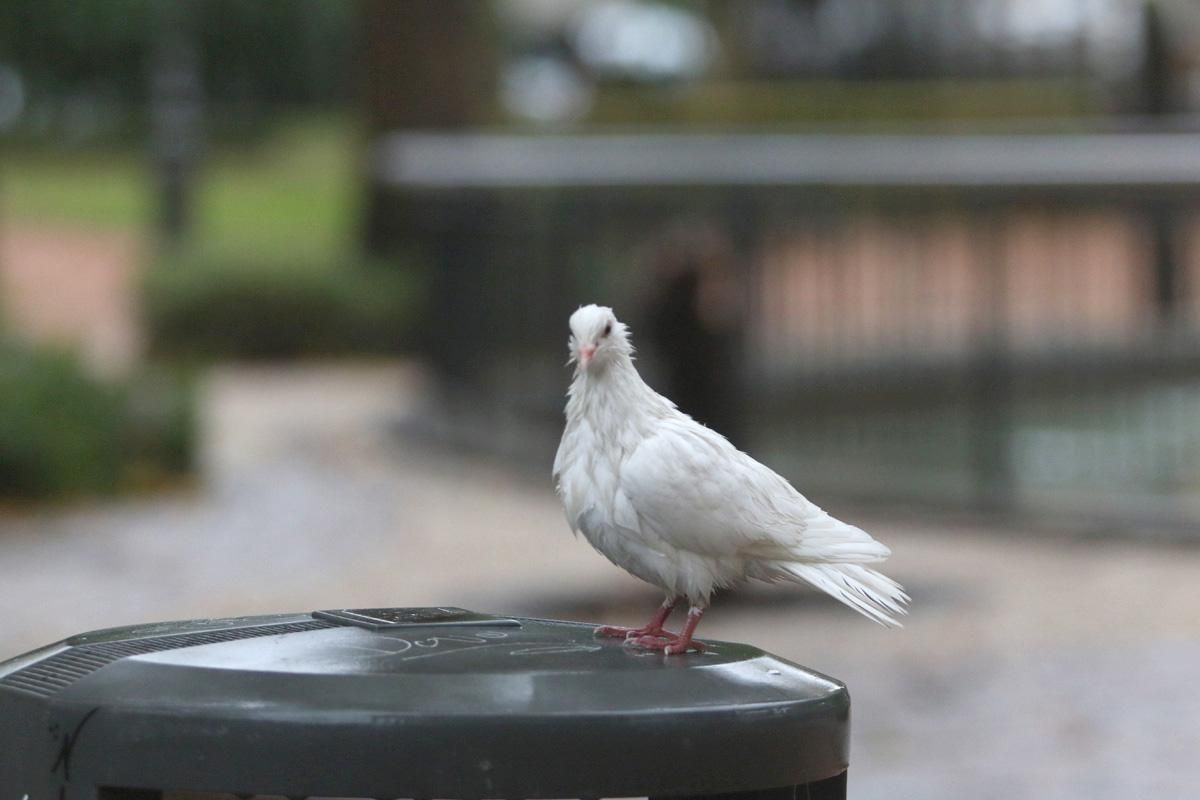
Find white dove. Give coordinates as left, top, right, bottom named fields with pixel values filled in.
left=553, top=304, right=908, bottom=654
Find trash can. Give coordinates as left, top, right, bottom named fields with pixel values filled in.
left=0, top=607, right=849, bottom=799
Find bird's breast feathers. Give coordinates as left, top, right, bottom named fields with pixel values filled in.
left=553, top=417, right=630, bottom=535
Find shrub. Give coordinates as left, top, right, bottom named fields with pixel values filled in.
left=0, top=341, right=124, bottom=498
left=122, top=367, right=197, bottom=485
left=0, top=340, right=196, bottom=501
left=143, top=256, right=421, bottom=360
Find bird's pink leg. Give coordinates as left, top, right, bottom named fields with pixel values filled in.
left=629, top=606, right=706, bottom=654
left=594, top=599, right=678, bottom=640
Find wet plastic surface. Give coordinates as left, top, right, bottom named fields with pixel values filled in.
left=0, top=608, right=849, bottom=799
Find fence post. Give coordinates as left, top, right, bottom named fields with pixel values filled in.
left=970, top=210, right=1015, bottom=512
left=1141, top=1, right=1183, bottom=329
left=1148, top=200, right=1182, bottom=327
left=148, top=3, right=202, bottom=247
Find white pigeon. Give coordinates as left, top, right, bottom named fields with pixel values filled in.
left=553, top=304, right=908, bottom=654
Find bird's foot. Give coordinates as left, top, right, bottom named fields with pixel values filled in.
left=627, top=634, right=705, bottom=655
left=594, top=624, right=635, bottom=639
left=594, top=624, right=677, bottom=640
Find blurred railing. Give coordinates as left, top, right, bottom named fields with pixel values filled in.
left=372, top=132, right=1200, bottom=527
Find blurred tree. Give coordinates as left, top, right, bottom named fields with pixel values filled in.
left=0, top=0, right=151, bottom=102
left=0, top=0, right=354, bottom=140
left=359, top=0, right=500, bottom=385
left=361, top=0, right=498, bottom=254
left=1141, top=0, right=1178, bottom=116
left=195, top=0, right=354, bottom=121
left=361, top=0, right=497, bottom=133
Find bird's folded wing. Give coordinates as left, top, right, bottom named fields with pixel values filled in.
left=619, top=422, right=813, bottom=558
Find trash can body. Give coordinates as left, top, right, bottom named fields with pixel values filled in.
left=0, top=608, right=849, bottom=799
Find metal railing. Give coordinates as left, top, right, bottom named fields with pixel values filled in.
left=373, top=132, right=1200, bottom=527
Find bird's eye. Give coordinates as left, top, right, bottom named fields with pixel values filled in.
left=602, top=322, right=612, bottom=337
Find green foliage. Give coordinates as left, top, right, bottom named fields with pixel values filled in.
left=143, top=256, right=422, bottom=361
left=0, top=0, right=153, bottom=104
left=1, top=0, right=353, bottom=116
left=585, top=79, right=1098, bottom=127
left=123, top=367, right=197, bottom=482
left=0, top=341, right=123, bottom=497
left=0, top=341, right=195, bottom=500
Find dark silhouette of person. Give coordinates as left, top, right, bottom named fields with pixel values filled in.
left=643, top=226, right=743, bottom=447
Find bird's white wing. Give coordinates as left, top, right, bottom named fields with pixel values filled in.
left=620, top=417, right=890, bottom=564
left=619, top=418, right=810, bottom=558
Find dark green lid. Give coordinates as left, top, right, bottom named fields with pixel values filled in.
left=0, top=608, right=849, bottom=798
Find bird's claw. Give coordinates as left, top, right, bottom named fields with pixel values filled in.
left=594, top=625, right=677, bottom=640
left=626, top=634, right=705, bottom=654
left=594, top=625, right=635, bottom=639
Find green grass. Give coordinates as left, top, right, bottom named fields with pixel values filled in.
left=2, top=114, right=360, bottom=262
left=1, top=149, right=152, bottom=229
left=193, top=116, right=361, bottom=262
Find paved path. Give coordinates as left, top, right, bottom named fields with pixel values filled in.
left=1, top=362, right=1196, bottom=799
left=0, top=223, right=142, bottom=376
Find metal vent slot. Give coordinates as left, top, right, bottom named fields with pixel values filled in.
left=0, top=620, right=334, bottom=698
left=95, top=779, right=847, bottom=800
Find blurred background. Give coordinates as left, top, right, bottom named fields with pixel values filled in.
left=3, top=1, right=1200, bottom=797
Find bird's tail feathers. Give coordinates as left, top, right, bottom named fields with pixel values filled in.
left=751, top=518, right=892, bottom=564
left=782, top=562, right=909, bottom=627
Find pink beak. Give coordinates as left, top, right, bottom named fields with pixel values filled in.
left=579, top=343, right=597, bottom=365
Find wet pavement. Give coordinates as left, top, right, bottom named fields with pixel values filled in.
left=1, top=362, right=1197, bottom=799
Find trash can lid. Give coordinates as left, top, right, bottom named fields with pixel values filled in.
left=0, top=608, right=849, bottom=799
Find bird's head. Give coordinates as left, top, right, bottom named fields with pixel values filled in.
left=568, top=304, right=632, bottom=371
